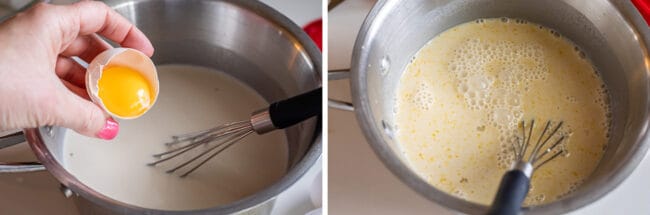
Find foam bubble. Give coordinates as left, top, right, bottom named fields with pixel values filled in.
left=411, top=82, right=435, bottom=111
left=446, top=31, right=559, bottom=174
left=565, top=96, right=577, bottom=103
left=557, top=179, right=584, bottom=199
left=449, top=32, right=547, bottom=123
left=492, top=109, right=512, bottom=125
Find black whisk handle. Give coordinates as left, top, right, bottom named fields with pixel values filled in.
left=268, top=88, right=322, bottom=129
left=487, top=169, right=530, bottom=215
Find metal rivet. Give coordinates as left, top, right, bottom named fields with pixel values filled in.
left=59, top=184, right=73, bottom=198
left=382, top=120, right=394, bottom=139
left=380, top=55, right=391, bottom=76
left=45, top=126, right=54, bottom=137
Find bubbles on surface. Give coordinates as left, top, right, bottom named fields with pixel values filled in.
left=492, top=108, right=513, bottom=127
left=556, top=180, right=584, bottom=199
left=496, top=132, right=518, bottom=170
left=395, top=18, right=611, bottom=207
left=448, top=28, right=549, bottom=143
left=578, top=51, right=586, bottom=59
left=514, top=19, right=525, bottom=24
left=411, top=81, right=435, bottom=111
left=524, top=193, right=547, bottom=205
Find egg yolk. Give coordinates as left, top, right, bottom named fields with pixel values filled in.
left=97, top=66, right=153, bottom=117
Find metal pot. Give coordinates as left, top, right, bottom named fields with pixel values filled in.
left=331, top=0, right=650, bottom=214
left=1, top=0, right=321, bottom=214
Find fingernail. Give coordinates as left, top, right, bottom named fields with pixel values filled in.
left=97, top=118, right=119, bottom=140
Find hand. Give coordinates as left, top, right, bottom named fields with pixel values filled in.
left=0, top=1, right=154, bottom=139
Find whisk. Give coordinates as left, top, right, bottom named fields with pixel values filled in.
left=488, top=119, right=567, bottom=215
left=148, top=88, right=321, bottom=177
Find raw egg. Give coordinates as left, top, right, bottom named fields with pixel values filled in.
left=86, top=48, right=159, bottom=119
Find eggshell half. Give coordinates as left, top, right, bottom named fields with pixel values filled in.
left=85, top=48, right=159, bottom=119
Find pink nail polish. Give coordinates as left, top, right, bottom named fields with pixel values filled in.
left=97, top=118, right=119, bottom=140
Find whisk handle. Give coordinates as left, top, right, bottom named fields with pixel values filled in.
left=269, top=88, right=322, bottom=129
left=487, top=169, right=530, bottom=215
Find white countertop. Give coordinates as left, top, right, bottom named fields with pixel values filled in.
left=0, top=0, right=321, bottom=214
left=327, top=0, right=650, bottom=214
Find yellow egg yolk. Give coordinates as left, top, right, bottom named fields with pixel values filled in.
left=97, top=66, right=153, bottom=117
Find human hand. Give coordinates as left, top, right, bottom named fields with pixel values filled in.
left=0, top=1, right=154, bottom=139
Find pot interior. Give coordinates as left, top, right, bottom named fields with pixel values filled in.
left=35, top=0, right=320, bottom=214
left=353, top=0, right=649, bottom=214
left=108, top=0, right=321, bottom=169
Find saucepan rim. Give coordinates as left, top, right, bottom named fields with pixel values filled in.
left=23, top=0, right=322, bottom=214
left=350, top=0, right=650, bottom=214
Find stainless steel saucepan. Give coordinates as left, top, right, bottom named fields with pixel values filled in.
left=0, top=0, right=321, bottom=214
left=330, top=0, right=650, bottom=214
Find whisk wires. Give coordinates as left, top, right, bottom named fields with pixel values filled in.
left=148, top=120, right=254, bottom=177
left=514, top=119, right=567, bottom=170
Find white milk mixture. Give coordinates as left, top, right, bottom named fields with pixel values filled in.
left=63, top=65, right=288, bottom=210
left=395, top=18, right=610, bottom=205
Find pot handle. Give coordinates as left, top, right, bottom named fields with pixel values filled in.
left=0, top=0, right=48, bottom=173
left=0, top=132, right=46, bottom=173
left=328, top=69, right=354, bottom=111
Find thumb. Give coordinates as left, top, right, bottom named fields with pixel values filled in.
left=53, top=90, right=119, bottom=140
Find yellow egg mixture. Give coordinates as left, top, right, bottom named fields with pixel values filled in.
left=98, top=66, right=154, bottom=117
left=395, top=18, right=610, bottom=205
